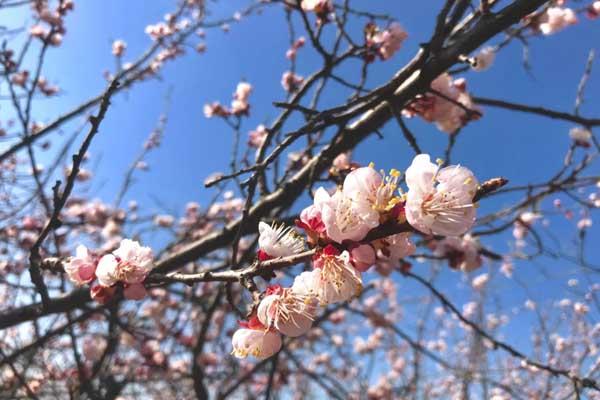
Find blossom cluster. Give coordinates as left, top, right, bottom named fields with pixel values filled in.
left=204, top=81, right=253, bottom=118
left=300, top=0, right=333, bottom=23
left=231, top=154, right=481, bottom=359
left=589, top=1, right=600, bottom=19
left=64, top=239, right=154, bottom=303
left=286, top=37, right=306, bottom=60
left=365, top=22, right=408, bottom=62
left=28, top=0, right=73, bottom=47
left=403, top=73, right=481, bottom=134
left=536, top=6, right=578, bottom=35
left=472, top=46, right=496, bottom=72
left=281, top=71, right=304, bottom=93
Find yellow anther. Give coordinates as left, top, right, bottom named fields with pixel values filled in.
left=390, top=168, right=400, bottom=177
left=436, top=158, right=444, bottom=166
left=368, top=161, right=375, bottom=169
left=464, top=177, right=472, bottom=185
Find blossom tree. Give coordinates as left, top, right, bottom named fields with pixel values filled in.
left=0, top=0, right=600, bottom=399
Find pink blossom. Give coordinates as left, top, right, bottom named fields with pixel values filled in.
left=231, top=318, right=282, bottom=359
left=471, top=273, right=489, bottom=290
left=574, top=302, right=589, bottom=315
left=403, top=74, right=480, bottom=133
left=231, top=100, right=249, bottom=115
left=29, top=25, right=47, bottom=39
left=500, top=258, right=514, bottom=278
left=36, top=77, right=59, bottom=96
left=569, top=126, right=592, bottom=147
left=281, top=71, right=304, bottom=92
left=332, top=152, right=352, bottom=171
left=154, top=215, right=174, bottom=227
left=39, top=9, right=62, bottom=25
left=343, top=165, right=401, bottom=212
left=473, top=46, right=495, bottom=71
left=350, top=244, right=376, bottom=272
left=577, top=217, right=592, bottom=230
left=186, top=202, right=200, bottom=214
left=405, top=154, right=478, bottom=236
left=588, top=1, right=600, bottom=19
left=145, top=22, right=174, bottom=40
left=434, top=235, right=482, bottom=272
left=64, top=245, right=98, bottom=285
left=257, top=286, right=316, bottom=337
left=293, top=246, right=362, bottom=305
left=301, top=0, right=332, bottom=14
left=371, top=22, right=408, bottom=60
left=296, top=205, right=325, bottom=238
left=319, top=187, right=379, bottom=243
left=538, top=7, right=577, bottom=35
left=285, top=37, right=305, bottom=60
left=376, top=233, right=416, bottom=264
left=11, top=71, right=29, bottom=87
left=90, top=284, right=116, bottom=304
left=248, top=124, right=268, bottom=148
left=22, top=216, right=42, bottom=231
left=342, top=166, right=382, bottom=202
left=95, top=239, right=154, bottom=287
left=48, top=33, right=63, bottom=46
left=83, top=337, right=106, bottom=362
left=203, top=102, right=230, bottom=118
left=235, top=82, right=252, bottom=102
left=258, top=222, right=304, bottom=259
left=196, top=43, right=207, bottom=53
left=296, top=187, right=330, bottom=238
left=123, top=283, right=147, bottom=300
left=59, top=0, right=74, bottom=13
left=513, top=211, right=540, bottom=240
left=112, top=40, right=127, bottom=56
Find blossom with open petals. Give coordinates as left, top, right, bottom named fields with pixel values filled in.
left=112, top=40, right=127, bottom=56
left=258, top=222, right=304, bottom=260
left=403, top=74, right=480, bottom=134
left=588, top=1, right=600, bottom=19
left=569, top=126, right=592, bottom=148
left=301, top=0, right=332, bottom=14
left=293, top=245, right=362, bottom=305
left=257, top=285, right=316, bottom=337
left=319, top=188, right=379, bottom=243
left=513, top=211, right=540, bottom=240
left=296, top=187, right=329, bottom=237
left=376, top=233, right=415, bottom=264
left=231, top=316, right=282, bottom=359
left=538, top=7, right=577, bottom=35
left=473, top=46, right=495, bottom=71
left=64, top=245, right=98, bottom=285
left=350, top=244, right=376, bottom=272
left=248, top=124, right=268, bottom=148
left=371, top=22, right=407, bottom=60
left=343, top=165, right=402, bottom=212
left=434, top=235, right=482, bottom=272
left=95, top=239, right=154, bottom=288
left=281, top=71, right=304, bottom=93
left=405, top=154, right=478, bottom=236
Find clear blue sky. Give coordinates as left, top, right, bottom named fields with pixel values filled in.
left=2, top=0, right=600, bottom=359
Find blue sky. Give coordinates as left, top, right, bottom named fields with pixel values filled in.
left=2, top=0, right=600, bottom=364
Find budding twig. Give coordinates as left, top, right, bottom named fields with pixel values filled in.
left=28, top=79, right=120, bottom=308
